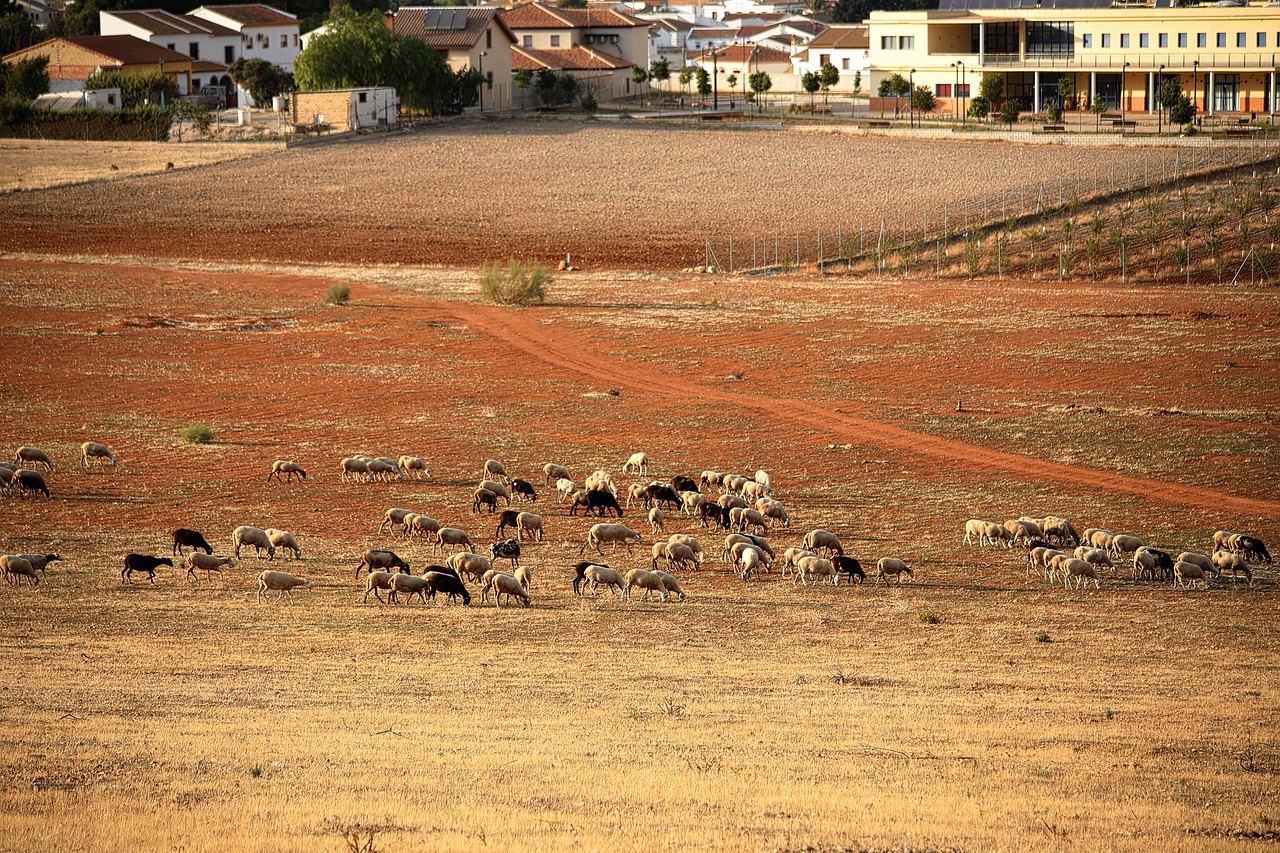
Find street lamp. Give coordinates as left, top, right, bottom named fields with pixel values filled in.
left=712, top=46, right=719, bottom=110
left=1120, top=61, right=1130, bottom=133
left=1156, top=64, right=1164, bottom=134
left=1192, top=60, right=1199, bottom=116
left=909, top=68, right=915, bottom=128
left=958, top=60, right=965, bottom=124
left=950, top=62, right=958, bottom=123
left=157, top=57, right=166, bottom=107
left=478, top=51, right=486, bottom=112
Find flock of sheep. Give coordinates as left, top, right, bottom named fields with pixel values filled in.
left=3, top=442, right=1272, bottom=605
left=965, top=516, right=1271, bottom=590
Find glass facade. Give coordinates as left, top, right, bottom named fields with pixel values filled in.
left=1027, top=21, right=1074, bottom=56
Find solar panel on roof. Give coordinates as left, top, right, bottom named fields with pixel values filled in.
left=421, top=8, right=469, bottom=30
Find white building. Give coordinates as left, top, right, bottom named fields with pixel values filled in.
left=189, top=4, right=300, bottom=72
left=100, top=9, right=240, bottom=66
left=791, top=24, right=868, bottom=91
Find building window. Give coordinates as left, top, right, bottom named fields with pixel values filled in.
left=107, top=94, right=115, bottom=105
left=841, top=57, right=849, bottom=70
left=900, top=36, right=913, bottom=49
left=1028, top=21, right=1074, bottom=56
left=193, top=77, right=201, bottom=88
left=1216, top=33, right=1226, bottom=48
left=1259, top=33, right=1267, bottom=48
left=1214, top=73, right=1239, bottom=111
left=1139, top=34, right=1148, bottom=48
left=550, top=35, right=560, bottom=46
left=1159, top=33, right=1167, bottom=48
left=1120, top=34, right=1129, bottom=48
left=1082, top=34, right=1091, bottom=48
left=293, top=34, right=298, bottom=46
left=880, top=35, right=894, bottom=49
left=984, top=21, right=1017, bottom=55
left=936, top=83, right=951, bottom=97
left=167, top=42, right=176, bottom=50
left=358, top=92, right=367, bottom=102
left=189, top=41, right=199, bottom=58
left=820, top=53, right=829, bottom=65
left=1178, top=33, right=1187, bottom=48
left=957, top=83, right=969, bottom=97
left=1237, top=33, right=1246, bottom=48
left=1101, top=34, right=1110, bottom=48
left=280, top=34, right=286, bottom=47
left=1197, top=33, right=1206, bottom=48
left=522, top=35, right=532, bottom=46
left=245, top=37, right=252, bottom=50
left=225, top=45, right=234, bottom=62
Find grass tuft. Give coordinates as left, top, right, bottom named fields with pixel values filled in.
left=479, top=259, right=550, bottom=305
left=918, top=611, right=941, bottom=625
left=182, top=424, right=214, bottom=444
left=1035, top=631, right=1052, bottom=643
left=324, top=284, right=350, bottom=306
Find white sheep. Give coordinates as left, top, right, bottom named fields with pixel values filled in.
left=794, top=555, right=837, bottom=585
left=741, top=481, right=769, bottom=502
left=963, top=519, right=987, bottom=546
left=582, top=564, right=625, bottom=596
left=516, top=511, right=544, bottom=542
left=666, top=533, right=705, bottom=565
left=80, top=441, right=117, bottom=467
left=543, top=463, right=571, bottom=486
left=445, top=551, right=492, bottom=583
left=257, top=570, right=311, bottom=603
left=379, top=507, right=415, bottom=535
left=1072, top=545, right=1114, bottom=573
left=1212, top=530, right=1240, bottom=552
left=363, top=570, right=396, bottom=604
left=717, top=494, right=748, bottom=511
left=14, top=446, right=52, bottom=471
left=1004, top=519, right=1040, bottom=544
left=579, top=523, right=643, bottom=556
left=186, top=552, right=233, bottom=581
left=366, top=458, right=400, bottom=481
left=488, top=571, right=531, bottom=607
left=625, top=482, right=649, bottom=509
left=584, top=470, right=618, bottom=496
left=389, top=571, right=433, bottom=605
left=699, top=470, right=727, bottom=491
left=680, top=490, right=708, bottom=516
left=514, top=565, right=532, bottom=591
left=479, top=479, right=513, bottom=505
left=435, top=528, right=476, bottom=554
left=780, top=546, right=817, bottom=578
left=648, top=506, right=665, bottom=535
left=753, top=469, right=772, bottom=494
left=482, top=459, right=510, bottom=483
left=756, top=498, right=790, bottom=528
left=339, top=456, right=371, bottom=482
left=1088, top=530, right=1114, bottom=551
left=1028, top=546, right=1065, bottom=580
left=405, top=514, right=441, bottom=542
left=232, top=526, right=276, bottom=560
left=1109, top=534, right=1144, bottom=557
left=1, top=555, right=39, bottom=587
left=557, top=478, right=578, bottom=502
left=652, top=570, right=686, bottom=601
left=875, top=558, right=914, bottom=584
left=1176, top=552, right=1215, bottom=577
left=624, top=568, right=668, bottom=601
left=981, top=521, right=1013, bottom=548
left=730, top=506, right=768, bottom=534
left=721, top=533, right=774, bottom=563
left=721, top=474, right=748, bottom=495
left=802, top=529, right=844, bottom=556
left=622, top=452, right=649, bottom=476
left=398, top=456, right=431, bottom=479
left=663, top=541, right=697, bottom=571
left=473, top=488, right=499, bottom=513
left=264, top=528, right=302, bottom=560
left=1212, top=550, right=1252, bottom=584
left=268, top=460, right=307, bottom=483
left=1060, top=557, right=1100, bottom=590
left=1173, top=560, right=1209, bottom=589
left=736, top=546, right=762, bottom=580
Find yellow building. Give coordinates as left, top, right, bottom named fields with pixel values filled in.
left=868, top=4, right=1280, bottom=117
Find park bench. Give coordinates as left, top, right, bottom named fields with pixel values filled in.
left=1111, top=119, right=1136, bottom=129
left=867, top=119, right=892, bottom=129
left=1042, top=125, right=1066, bottom=132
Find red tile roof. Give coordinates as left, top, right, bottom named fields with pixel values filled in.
left=501, top=2, right=645, bottom=30
left=390, top=7, right=516, bottom=49
left=691, top=44, right=789, bottom=64
left=47, top=35, right=196, bottom=64
left=510, top=45, right=633, bottom=71
left=805, top=24, right=867, bottom=49
left=191, top=4, right=296, bottom=27
left=104, top=9, right=239, bottom=37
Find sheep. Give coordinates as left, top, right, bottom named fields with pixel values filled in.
left=1212, top=530, right=1240, bottom=552
left=357, top=549, right=409, bottom=579
left=435, top=528, right=476, bottom=554
left=652, top=570, right=686, bottom=601
left=186, top=552, right=234, bottom=581
left=753, top=469, right=773, bottom=494
left=513, top=565, right=531, bottom=590
left=232, top=526, right=276, bottom=560
left=680, top=491, right=708, bottom=516
left=487, top=572, right=531, bottom=607
left=648, top=506, right=665, bottom=535
left=981, top=521, right=1012, bottom=547
left=516, top=512, right=544, bottom=542
left=831, top=556, right=865, bottom=584
left=625, top=482, right=649, bottom=509
left=670, top=475, right=699, bottom=494
left=257, top=570, right=311, bottom=603
left=780, top=546, right=817, bottom=578
left=0, top=466, right=14, bottom=492
left=405, top=514, right=441, bottom=542
left=699, top=503, right=730, bottom=530
left=14, top=446, right=52, bottom=471
left=379, top=508, right=415, bottom=535
left=482, top=459, right=509, bottom=483
left=1212, top=550, right=1252, bottom=584
left=699, top=471, right=727, bottom=491
left=264, top=529, right=301, bottom=561
left=723, top=534, right=774, bottom=566
left=663, top=542, right=697, bottom=572
left=494, top=509, right=522, bottom=539
left=13, top=469, right=49, bottom=498
left=741, top=481, right=769, bottom=502
left=1061, top=557, right=1101, bottom=590
left=1173, top=561, right=1210, bottom=589
left=543, top=463, right=571, bottom=486
left=386, top=572, right=434, bottom=605
left=1073, top=546, right=1114, bottom=574
left=963, top=519, right=988, bottom=546
left=802, top=529, right=844, bottom=557
left=717, top=493, right=748, bottom=511
left=171, top=528, right=213, bottom=556
left=363, top=570, right=396, bottom=604
left=793, top=555, right=837, bottom=585
left=81, top=441, right=117, bottom=467
left=722, top=474, right=748, bottom=495
left=1176, top=552, right=1215, bottom=576
left=423, top=571, right=471, bottom=605
left=122, top=554, right=172, bottom=584
left=556, top=478, right=578, bottom=502
left=622, top=452, right=649, bottom=476
left=584, top=470, right=618, bottom=495
left=1043, top=517, right=1080, bottom=546
left=447, top=551, right=493, bottom=583
left=1133, top=547, right=1174, bottom=582
left=479, top=479, right=512, bottom=505
left=573, top=562, right=625, bottom=597
left=511, top=478, right=538, bottom=502
left=875, top=558, right=914, bottom=584
left=14, top=553, right=61, bottom=578
left=666, top=534, right=705, bottom=565
left=624, top=568, right=668, bottom=601
left=730, top=507, right=768, bottom=534
left=490, top=539, right=521, bottom=569
left=1004, top=519, right=1040, bottom=545
left=726, top=541, right=769, bottom=572
left=1088, top=530, right=1114, bottom=551
left=736, top=546, right=762, bottom=580
left=397, top=456, right=431, bottom=479
left=756, top=498, right=790, bottom=528
left=268, top=460, right=307, bottom=483
left=1236, top=535, right=1272, bottom=565
left=579, top=523, right=643, bottom=556
left=1109, top=534, right=1145, bottom=558
left=339, top=456, right=371, bottom=482
left=1, top=555, right=39, bottom=587
left=1030, top=547, right=1066, bottom=580
left=473, top=488, right=499, bottom=514
left=642, top=484, right=682, bottom=512
left=366, top=459, right=400, bottom=481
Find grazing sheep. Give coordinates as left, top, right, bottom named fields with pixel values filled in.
left=257, top=570, right=311, bottom=603
left=14, top=446, right=52, bottom=471
left=363, top=570, right=396, bottom=604
left=1212, top=530, right=1240, bottom=552
left=802, top=529, right=844, bottom=557
left=795, top=555, right=837, bottom=586
left=0, top=466, right=14, bottom=492
left=981, top=521, right=1012, bottom=548
left=1176, top=552, right=1215, bottom=577
left=543, top=463, right=571, bottom=486
left=717, top=494, right=748, bottom=511
left=557, top=478, right=578, bottom=502
left=757, top=498, right=791, bottom=528
left=1004, top=519, right=1040, bottom=545
left=736, top=546, right=762, bottom=580
left=1109, top=534, right=1145, bottom=558
left=479, top=479, right=513, bottom=505
left=445, top=551, right=493, bottom=583
left=579, top=523, right=643, bottom=557
left=80, top=441, right=117, bottom=467
left=1212, top=550, right=1252, bottom=584
left=572, top=562, right=625, bottom=596
left=699, top=503, right=730, bottom=530
left=670, top=475, right=699, bottom=494
left=831, top=555, right=865, bottom=584
left=1029, top=547, right=1066, bottom=580
left=186, top=552, right=234, bottom=581
left=648, top=506, right=665, bottom=535
left=490, top=539, right=521, bottom=569
left=514, top=565, right=531, bottom=590
left=231, top=526, right=276, bottom=560
left=482, top=459, right=510, bottom=483
left=727, top=541, right=770, bottom=572
left=730, top=507, right=768, bottom=534
left=1, top=555, right=39, bottom=587
left=516, top=512, right=544, bottom=542
left=171, top=528, right=214, bottom=556
left=624, top=482, right=649, bottom=509
left=398, top=456, right=431, bottom=479
left=1073, top=546, right=1114, bottom=574
left=423, top=571, right=471, bottom=605
left=511, top=479, right=538, bottom=502
left=405, top=514, right=441, bottom=542
left=652, top=570, right=686, bottom=601
left=699, top=471, right=727, bottom=491
left=1088, top=530, right=1114, bottom=551
left=388, top=571, right=434, bottom=605
left=663, top=542, right=697, bottom=571
left=264, top=529, right=301, bottom=560
left=584, top=470, right=619, bottom=496
left=963, top=519, right=989, bottom=546
left=339, top=456, right=372, bottom=482
left=722, top=534, right=761, bottom=563
left=666, top=534, right=705, bottom=564
left=13, top=469, right=49, bottom=498
left=1133, top=547, right=1175, bottom=582
left=357, top=549, right=410, bottom=579
left=379, top=508, right=416, bottom=535
left=473, top=488, right=500, bottom=514
left=488, top=572, right=531, bottom=607
left=268, top=460, right=307, bottom=483
left=1236, top=535, right=1272, bottom=565
left=122, top=554, right=172, bottom=584
left=1173, top=561, right=1210, bottom=589
left=875, top=558, right=914, bottom=584
left=435, top=528, right=476, bottom=554
left=680, top=491, right=709, bottom=516
left=741, top=481, right=769, bottom=502
left=722, top=474, right=748, bottom=495
left=622, top=452, right=649, bottom=476
left=780, top=546, right=817, bottom=578
left=15, top=553, right=61, bottom=578
left=624, top=568, right=668, bottom=602
left=1043, top=517, right=1080, bottom=546
left=1061, top=557, right=1101, bottom=590
left=753, top=470, right=773, bottom=495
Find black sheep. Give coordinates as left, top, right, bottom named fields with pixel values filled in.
left=511, top=478, right=538, bottom=502
left=585, top=489, right=623, bottom=517
left=424, top=571, right=471, bottom=605
left=171, top=528, right=214, bottom=556
left=122, top=554, right=172, bottom=584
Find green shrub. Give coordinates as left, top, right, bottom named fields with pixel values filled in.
left=182, top=424, right=214, bottom=444
left=918, top=611, right=940, bottom=625
left=1035, top=631, right=1052, bottom=643
left=479, top=259, right=551, bottom=305
left=324, top=283, right=350, bottom=306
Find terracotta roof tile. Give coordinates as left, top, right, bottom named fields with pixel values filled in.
left=390, top=7, right=515, bottom=48
left=511, top=44, right=633, bottom=71
left=55, top=35, right=196, bottom=64
left=691, top=43, right=789, bottom=64
left=501, top=2, right=644, bottom=30
left=104, top=9, right=239, bottom=37
left=805, top=24, right=867, bottom=49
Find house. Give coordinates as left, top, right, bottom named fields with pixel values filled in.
left=16, top=0, right=60, bottom=28
left=99, top=9, right=241, bottom=103
left=188, top=4, right=299, bottom=72
left=3, top=35, right=195, bottom=93
left=868, top=4, right=1280, bottom=117
left=791, top=24, right=867, bottom=91
left=291, top=87, right=399, bottom=132
left=501, top=2, right=649, bottom=69
left=387, top=7, right=517, bottom=111
left=689, top=42, right=792, bottom=94
left=510, top=44, right=637, bottom=103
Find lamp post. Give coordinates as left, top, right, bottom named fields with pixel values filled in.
left=478, top=51, right=486, bottom=112
left=959, top=60, right=965, bottom=124
left=157, top=57, right=166, bottom=107
left=712, top=46, right=719, bottom=110
left=950, top=62, right=957, bottom=123
left=1192, top=60, right=1199, bottom=115
left=1156, top=64, right=1164, bottom=134
left=909, top=68, right=915, bottom=128
left=1120, top=61, right=1130, bottom=133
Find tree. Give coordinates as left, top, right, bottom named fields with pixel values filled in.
left=819, top=61, right=839, bottom=106
left=748, top=70, right=771, bottom=114
left=852, top=70, right=861, bottom=97
left=967, top=95, right=989, bottom=121
left=978, top=74, right=1003, bottom=105
left=877, top=72, right=908, bottom=117
left=999, top=97, right=1019, bottom=128
left=1056, top=74, right=1074, bottom=110
left=558, top=0, right=587, bottom=7
left=513, top=68, right=532, bottom=109
left=1169, top=93, right=1196, bottom=126
left=0, top=9, right=38, bottom=57
left=831, top=0, right=931, bottom=24
left=649, top=57, right=670, bottom=96
left=555, top=71, right=579, bottom=106
left=228, top=57, right=291, bottom=107
left=694, top=66, right=710, bottom=101
left=535, top=68, right=558, bottom=105
left=631, top=65, right=647, bottom=100
left=0, top=55, right=49, bottom=102
left=677, top=65, right=693, bottom=103
left=911, top=84, right=935, bottom=116
left=801, top=70, right=820, bottom=110
left=1089, top=93, right=1105, bottom=131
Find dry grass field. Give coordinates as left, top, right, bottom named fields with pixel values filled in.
left=0, top=127, right=1277, bottom=852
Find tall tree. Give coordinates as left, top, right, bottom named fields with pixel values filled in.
left=649, top=57, right=670, bottom=95
left=513, top=68, right=532, bottom=109
left=0, top=55, right=49, bottom=101
left=0, top=9, right=38, bottom=56
left=801, top=70, right=819, bottom=109
left=748, top=70, right=771, bottom=113
left=819, top=61, right=838, bottom=106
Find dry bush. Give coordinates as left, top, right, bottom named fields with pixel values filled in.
left=479, top=259, right=550, bottom=305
